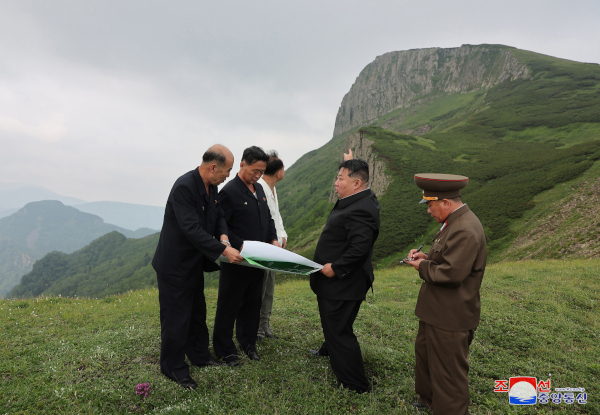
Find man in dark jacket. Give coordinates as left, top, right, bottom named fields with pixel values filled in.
left=152, top=144, right=243, bottom=389
left=213, top=146, right=279, bottom=366
left=310, top=157, right=380, bottom=393
left=406, top=173, right=487, bottom=415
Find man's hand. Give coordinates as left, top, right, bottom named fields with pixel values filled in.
left=343, top=149, right=353, bottom=160
left=321, top=263, right=335, bottom=278
left=223, top=246, right=243, bottom=264
left=405, top=258, right=424, bottom=270
left=409, top=250, right=428, bottom=261
left=271, top=239, right=281, bottom=248
left=281, top=237, right=287, bottom=249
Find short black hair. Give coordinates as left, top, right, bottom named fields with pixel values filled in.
left=202, top=149, right=226, bottom=165
left=339, top=159, right=369, bottom=184
left=264, top=150, right=284, bottom=176
left=242, top=146, right=269, bottom=165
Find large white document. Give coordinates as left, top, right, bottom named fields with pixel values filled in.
left=219, top=240, right=323, bottom=275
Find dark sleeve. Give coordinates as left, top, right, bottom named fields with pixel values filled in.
left=418, top=227, right=479, bottom=286
left=213, top=186, right=228, bottom=238
left=330, top=208, right=377, bottom=278
left=218, top=187, right=244, bottom=250
left=172, top=184, right=226, bottom=257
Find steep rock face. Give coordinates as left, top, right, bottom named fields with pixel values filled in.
left=333, top=44, right=530, bottom=136
left=328, top=131, right=393, bottom=202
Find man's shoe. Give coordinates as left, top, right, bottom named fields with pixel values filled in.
left=224, top=358, right=241, bottom=367
left=411, top=402, right=431, bottom=411
left=175, top=376, right=198, bottom=390
left=309, top=348, right=328, bottom=357
left=309, top=348, right=321, bottom=357
left=245, top=349, right=261, bottom=361
left=196, top=359, right=221, bottom=368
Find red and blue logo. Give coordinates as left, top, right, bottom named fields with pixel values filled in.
left=508, top=377, right=538, bottom=405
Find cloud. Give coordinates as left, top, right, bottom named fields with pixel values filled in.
left=0, top=0, right=598, bottom=205
left=0, top=114, right=68, bottom=142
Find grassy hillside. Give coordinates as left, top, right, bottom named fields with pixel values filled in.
left=491, top=158, right=600, bottom=262
left=281, top=48, right=600, bottom=265
left=0, top=201, right=157, bottom=297
left=7, top=231, right=226, bottom=299
left=277, top=132, right=349, bottom=229
left=1, top=260, right=598, bottom=413
left=9, top=232, right=159, bottom=299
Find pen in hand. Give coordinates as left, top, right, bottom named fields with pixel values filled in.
left=410, top=244, right=424, bottom=261
left=400, top=243, right=424, bottom=264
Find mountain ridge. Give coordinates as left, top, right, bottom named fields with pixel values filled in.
left=333, top=44, right=531, bottom=137
left=279, top=44, right=600, bottom=265
left=0, top=200, right=157, bottom=297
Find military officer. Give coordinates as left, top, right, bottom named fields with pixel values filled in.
left=406, top=173, right=487, bottom=415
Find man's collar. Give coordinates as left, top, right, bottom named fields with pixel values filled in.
left=337, top=188, right=371, bottom=208
left=440, top=204, right=470, bottom=232
left=234, top=173, right=254, bottom=195
left=193, top=167, right=208, bottom=196
left=257, top=177, right=274, bottom=197
left=338, top=188, right=370, bottom=200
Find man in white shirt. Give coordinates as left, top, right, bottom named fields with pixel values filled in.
left=256, top=151, right=287, bottom=340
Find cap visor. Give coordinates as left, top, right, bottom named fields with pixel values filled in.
left=419, top=199, right=428, bottom=204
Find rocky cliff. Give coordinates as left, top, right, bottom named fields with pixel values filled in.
left=328, top=131, right=393, bottom=203
left=333, top=44, right=530, bottom=136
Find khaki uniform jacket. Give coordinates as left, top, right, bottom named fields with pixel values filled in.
left=415, top=204, right=487, bottom=331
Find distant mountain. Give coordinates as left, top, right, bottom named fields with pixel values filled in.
left=0, top=200, right=157, bottom=297
left=8, top=231, right=220, bottom=299
left=277, top=44, right=600, bottom=264
left=0, top=208, right=19, bottom=218
left=8, top=232, right=158, bottom=299
left=0, top=182, right=86, bottom=212
left=0, top=183, right=164, bottom=231
left=73, top=201, right=164, bottom=232
left=0, top=239, right=41, bottom=298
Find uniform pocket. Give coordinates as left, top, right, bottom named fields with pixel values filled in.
left=431, top=240, right=444, bottom=253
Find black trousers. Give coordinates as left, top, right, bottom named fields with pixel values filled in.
left=317, top=296, right=369, bottom=393
left=157, top=272, right=214, bottom=381
left=212, top=263, right=263, bottom=361
left=415, top=321, right=475, bottom=415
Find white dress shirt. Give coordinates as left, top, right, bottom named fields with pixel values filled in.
left=257, top=177, right=287, bottom=245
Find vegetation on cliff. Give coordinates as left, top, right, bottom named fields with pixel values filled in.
left=281, top=45, right=600, bottom=265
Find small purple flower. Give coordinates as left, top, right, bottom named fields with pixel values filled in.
left=135, top=382, right=151, bottom=398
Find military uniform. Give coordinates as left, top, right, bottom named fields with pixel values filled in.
left=412, top=173, right=487, bottom=415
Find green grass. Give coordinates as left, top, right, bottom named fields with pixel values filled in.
left=489, top=158, right=600, bottom=262
left=373, top=90, right=485, bottom=134
left=2, top=260, right=599, bottom=414
left=502, top=123, right=600, bottom=147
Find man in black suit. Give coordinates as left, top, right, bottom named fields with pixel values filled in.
left=213, top=146, right=280, bottom=366
left=152, top=144, right=243, bottom=389
left=310, top=157, right=380, bottom=393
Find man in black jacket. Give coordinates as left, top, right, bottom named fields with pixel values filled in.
left=310, top=158, right=380, bottom=393
left=213, top=146, right=280, bottom=366
left=152, top=144, right=243, bottom=389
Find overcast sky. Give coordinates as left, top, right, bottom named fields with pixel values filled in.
left=1, top=0, right=599, bottom=206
